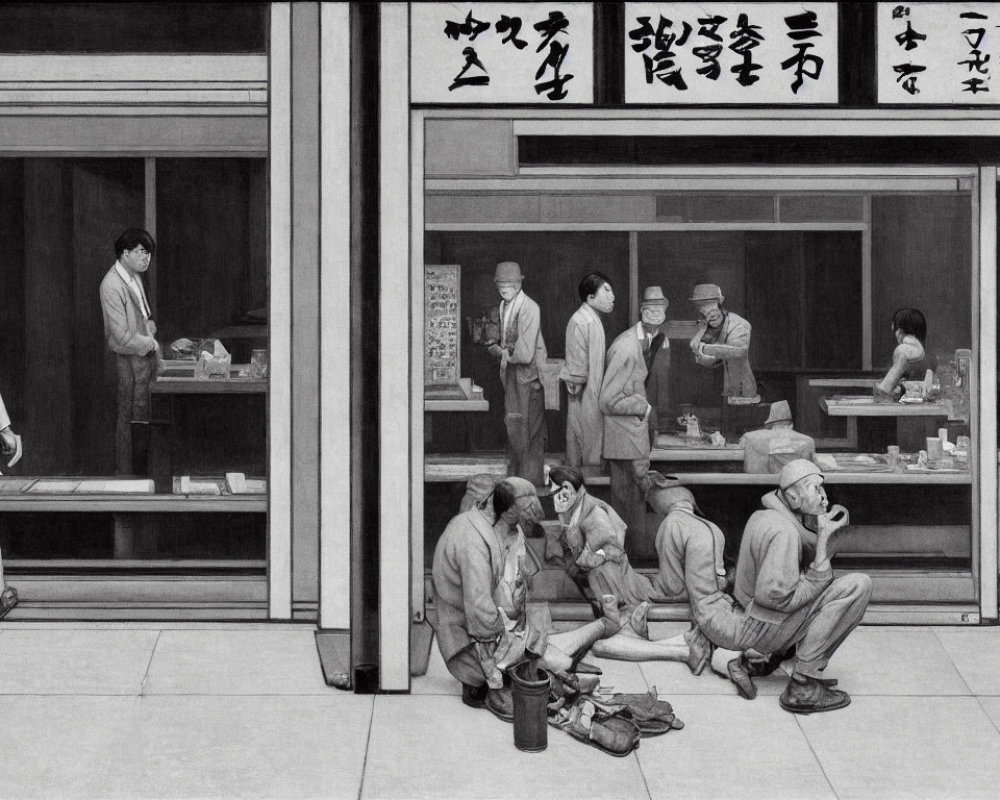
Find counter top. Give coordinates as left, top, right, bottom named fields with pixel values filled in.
left=152, top=364, right=267, bottom=395
left=820, top=397, right=953, bottom=417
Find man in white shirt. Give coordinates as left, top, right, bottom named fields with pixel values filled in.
left=99, top=228, right=159, bottom=475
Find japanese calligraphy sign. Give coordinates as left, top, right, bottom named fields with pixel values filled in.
left=877, top=3, right=1000, bottom=103
left=425, top=265, right=462, bottom=385
left=624, top=3, right=839, bottom=104
left=410, top=3, right=594, bottom=103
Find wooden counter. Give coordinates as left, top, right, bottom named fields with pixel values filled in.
left=820, top=397, right=953, bottom=418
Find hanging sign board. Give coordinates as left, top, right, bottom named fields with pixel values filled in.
left=410, top=3, right=594, bottom=103
left=624, top=2, right=839, bottom=104
left=877, top=2, right=1000, bottom=103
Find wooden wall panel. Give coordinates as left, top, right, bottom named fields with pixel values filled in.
left=22, top=159, right=74, bottom=473
left=70, top=159, right=145, bottom=474
left=872, top=195, right=973, bottom=369
left=0, top=160, right=25, bottom=438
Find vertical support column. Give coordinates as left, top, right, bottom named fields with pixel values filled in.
left=410, top=112, right=426, bottom=623
left=861, top=194, right=872, bottom=371
left=977, top=167, right=997, bottom=622
left=269, top=2, right=293, bottom=619
left=144, top=157, right=157, bottom=317
left=319, top=2, right=352, bottom=629
left=379, top=1, right=411, bottom=691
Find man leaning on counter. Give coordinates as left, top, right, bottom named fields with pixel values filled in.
left=99, top=228, right=160, bottom=477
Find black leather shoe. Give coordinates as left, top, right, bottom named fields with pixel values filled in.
left=779, top=674, right=851, bottom=714
left=462, top=683, right=488, bottom=709
left=486, top=687, right=514, bottom=722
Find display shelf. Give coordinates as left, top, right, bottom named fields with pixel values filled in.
left=424, top=377, right=489, bottom=412
left=0, top=495, right=266, bottom=512
left=820, top=397, right=953, bottom=417
left=422, top=455, right=971, bottom=485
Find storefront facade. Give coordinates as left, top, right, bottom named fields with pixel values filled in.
left=372, top=2, right=1000, bottom=690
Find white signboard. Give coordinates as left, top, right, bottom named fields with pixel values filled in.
left=624, top=3, right=839, bottom=104
left=410, top=3, right=594, bottom=103
left=877, top=2, right=1000, bottom=103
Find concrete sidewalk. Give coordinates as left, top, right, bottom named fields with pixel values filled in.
left=1, top=621, right=999, bottom=799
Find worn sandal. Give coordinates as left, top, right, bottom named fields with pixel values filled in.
left=0, top=586, right=18, bottom=621
left=550, top=698, right=641, bottom=757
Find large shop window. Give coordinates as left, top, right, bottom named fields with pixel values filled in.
left=0, top=157, right=267, bottom=567
left=424, top=183, right=976, bottom=606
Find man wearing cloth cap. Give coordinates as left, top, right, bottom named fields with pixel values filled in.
left=731, top=459, right=872, bottom=713
left=648, top=484, right=753, bottom=696
left=740, top=400, right=816, bottom=474
left=559, top=272, right=615, bottom=468
left=639, top=287, right=671, bottom=447
left=688, top=283, right=759, bottom=438
left=488, top=261, right=547, bottom=486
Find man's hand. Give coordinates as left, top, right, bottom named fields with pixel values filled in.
left=147, top=319, right=157, bottom=337
left=565, top=381, right=583, bottom=397
left=813, top=504, right=849, bottom=571
left=0, top=426, right=16, bottom=454
left=487, top=343, right=505, bottom=361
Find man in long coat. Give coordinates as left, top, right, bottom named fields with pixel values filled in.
left=559, top=272, right=614, bottom=468
left=488, top=261, right=547, bottom=486
left=599, top=318, right=655, bottom=545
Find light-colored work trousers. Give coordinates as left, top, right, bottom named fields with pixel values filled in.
left=565, top=390, right=603, bottom=468
left=706, top=573, right=872, bottom=679
left=503, top=375, right=545, bottom=486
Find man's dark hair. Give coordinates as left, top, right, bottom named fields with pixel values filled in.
left=578, top=272, right=613, bottom=303
left=492, top=480, right=516, bottom=518
left=115, top=228, right=156, bottom=259
left=892, top=308, right=927, bottom=343
left=547, top=465, right=585, bottom=491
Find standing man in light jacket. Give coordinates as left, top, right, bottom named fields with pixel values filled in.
left=99, top=228, right=159, bottom=476
left=559, top=272, right=614, bottom=468
left=487, top=261, right=547, bottom=486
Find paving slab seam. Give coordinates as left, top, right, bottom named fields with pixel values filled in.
left=975, top=696, right=1000, bottom=738
left=139, top=629, right=162, bottom=696
left=358, top=694, right=378, bottom=800
left=793, top=714, right=841, bottom=800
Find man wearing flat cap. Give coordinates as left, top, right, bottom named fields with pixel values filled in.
left=639, top=286, right=671, bottom=447
left=740, top=400, right=816, bottom=474
left=731, top=459, right=871, bottom=713
left=559, top=272, right=615, bottom=468
left=688, top=283, right=760, bottom=438
left=488, top=261, right=547, bottom=486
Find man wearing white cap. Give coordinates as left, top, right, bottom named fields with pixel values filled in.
left=639, top=286, right=671, bottom=447
left=688, top=283, right=759, bottom=438
left=488, top=261, right=547, bottom=486
left=740, top=400, right=816, bottom=473
left=732, top=459, right=872, bottom=713
left=559, top=272, right=615, bottom=468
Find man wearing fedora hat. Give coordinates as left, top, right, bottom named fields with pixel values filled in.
left=740, top=399, right=816, bottom=474
left=559, top=272, right=615, bottom=468
left=639, top=286, right=671, bottom=447
left=487, top=261, right=547, bottom=486
left=688, top=283, right=760, bottom=438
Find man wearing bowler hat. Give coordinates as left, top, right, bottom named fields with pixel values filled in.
left=688, top=283, right=760, bottom=439
left=639, top=286, right=671, bottom=447
left=487, top=261, right=547, bottom=486
left=740, top=399, right=816, bottom=474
